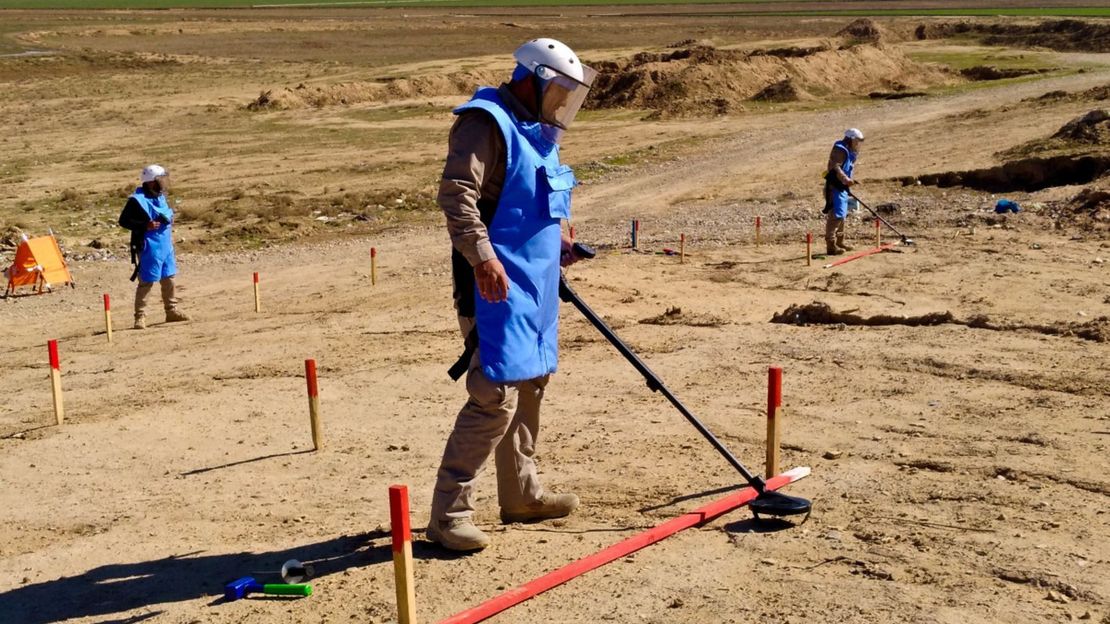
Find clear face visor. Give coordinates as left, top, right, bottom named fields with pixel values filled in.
left=535, top=64, right=597, bottom=131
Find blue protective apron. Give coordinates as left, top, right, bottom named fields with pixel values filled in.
left=131, top=189, right=177, bottom=283
left=453, top=88, right=577, bottom=384
left=824, top=140, right=857, bottom=219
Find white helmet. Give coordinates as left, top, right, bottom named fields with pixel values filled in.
left=844, top=128, right=865, bottom=140
left=140, top=164, right=167, bottom=183
left=514, top=38, right=590, bottom=85
left=513, top=38, right=597, bottom=133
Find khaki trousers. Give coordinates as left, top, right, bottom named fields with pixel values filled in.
left=430, top=317, right=547, bottom=521
left=135, top=276, right=180, bottom=319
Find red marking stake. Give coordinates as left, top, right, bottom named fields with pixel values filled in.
left=389, top=485, right=418, bottom=624
left=679, top=233, right=686, bottom=264
left=253, top=272, right=261, bottom=313
left=103, top=294, right=113, bottom=343
left=305, top=359, right=322, bottom=450
left=766, top=367, right=783, bottom=477
left=371, top=247, right=378, bottom=286
left=48, top=340, right=64, bottom=425
left=755, top=216, right=762, bottom=246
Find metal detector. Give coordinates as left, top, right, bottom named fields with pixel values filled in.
left=848, top=190, right=916, bottom=246
left=558, top=254, right=811, bottom=521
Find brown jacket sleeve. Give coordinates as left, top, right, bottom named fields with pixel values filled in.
left=827, top=146, right=852, bottom=186
left=438, top=110, right=506, bottom=268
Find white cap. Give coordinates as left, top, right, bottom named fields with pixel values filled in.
left=845, top=128, right=864, bottom=140
left=140, top=164, right=167, bottom=183
left=513, top=38, right=590, bottom=85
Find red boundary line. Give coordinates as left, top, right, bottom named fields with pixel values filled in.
left=823, top=243, right=895, bottom=268
left=437, top=467, right=810, bottom=624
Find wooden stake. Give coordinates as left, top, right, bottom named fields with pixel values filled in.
left=49, top=340, right=64, bottom=425
left=253, top=272, right=261, bottom=313
left=755, top=216, right=762, bottom=246
left=766, top=366, right=783, bottom=478
left=371, top=247, right=378, bottom=286
left=103, top=293, right=113, bottom=343
left=389, top=485, right=418, bottom=624
left=875, top=218, right=882, bottom=248
left=305, top=359, right=322, bottom=450
left=806, top=232, right=812, bottom=267
left=631, top=220, right=638, bottom=249
left=679, top=233, right=685, bottom=264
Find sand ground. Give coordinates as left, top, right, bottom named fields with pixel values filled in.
left=1, top=9, right=1108, bottom=624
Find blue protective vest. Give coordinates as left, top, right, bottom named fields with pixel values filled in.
left=131, top=188, right=175, bottom=268
left=826, top=140, right=858, bottom=219
left=454, top=87, right=577, bottom=383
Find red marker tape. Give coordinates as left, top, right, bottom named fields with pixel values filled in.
left=389, top=485, right=412, bottom=552
left=253, top=272, right=259, bottom=284
left=48, top=340, right=59, bottom=370
left=371, top=247, right=377, bottom=258
left=103, top=293, right=110, bottom=310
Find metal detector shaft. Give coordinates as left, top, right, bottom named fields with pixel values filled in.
left=559, top=277, right=767, bottom=493
left=848, top=190, right=910, bottom=242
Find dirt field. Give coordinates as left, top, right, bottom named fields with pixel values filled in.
left=1, top=8, right=1108, bottom=624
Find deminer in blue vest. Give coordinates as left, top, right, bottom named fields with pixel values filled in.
left=117, top=165, right=190, bottom=329
left=428, top=39, right=597, bottom=551
left=823, top=128, right=865, bottom=255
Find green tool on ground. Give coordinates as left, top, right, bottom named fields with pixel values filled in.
left=224, top=576, right=313, bottom=600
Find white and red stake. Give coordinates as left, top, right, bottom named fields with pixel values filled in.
left=390, top=485, right=418, bottom=624
left=305, top=358, right=322, bottom=450
left=48, top=339, right=64, bottom=425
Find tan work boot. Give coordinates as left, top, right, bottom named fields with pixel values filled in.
left=501, top=492, right=579, bottom=523
left=836, top=237, right=854, bottom=252
left=133, top=315, right=146, bottom=330
left=165, top=309, right=190, bottom=323
left=426, top=518, right=491, bottom=552
left=826, top=244, right=844, bottom=256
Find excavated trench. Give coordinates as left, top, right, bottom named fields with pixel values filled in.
left=897, top=154, right=1110, bottom=193
left=771, top=302, right=1108, bottom=343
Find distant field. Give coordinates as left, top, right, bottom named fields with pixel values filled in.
left=0, top=0, right=1108, bottom=15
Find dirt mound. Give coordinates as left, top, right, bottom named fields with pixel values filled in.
left=1065, top=186, right=1110, bottom=228
left=915, top=19, right=1110, bottom=53
left=1026, top=83, right=1110, bottom=103
left=247, top=70, right=501, bottom=110
left=772, top=302, right=1109, bottom=342
left=640, top=306, right=728, bottom=327
left=1000, top=109, right=1110, bottom=159
left=586, top=43, right=956, bottom=117
left=752, top=79, right=810, bottom=102
left=836, top=18, right=891, bottom=44
left=770, top=301, right=955, bottom=327
left=1052, top=109, right=1110, bottom=144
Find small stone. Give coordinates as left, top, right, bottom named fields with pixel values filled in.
left=996, top=512, right=1007, bottom=521
left=824, top=530, right=842, bottom=541
left=760, top=558, right=777, bottom=566
left=822, top=450, right=843, bottom=460
left=1077, top=611, right=1092, bottom=620
left=667, top=598, right=684, bottom=609
left=1046, top=590, right=1069, bottom=604
left=1030, top=243, right=1042, bottom=250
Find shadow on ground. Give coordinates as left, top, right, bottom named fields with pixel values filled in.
left=0, top=529, right=469, bottom=624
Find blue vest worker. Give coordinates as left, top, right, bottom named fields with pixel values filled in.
left=429, top=38, right=598, bottom=552
left=117, top=164, right=190, bottom=328
left=824, top=128, right=864, bottom=254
